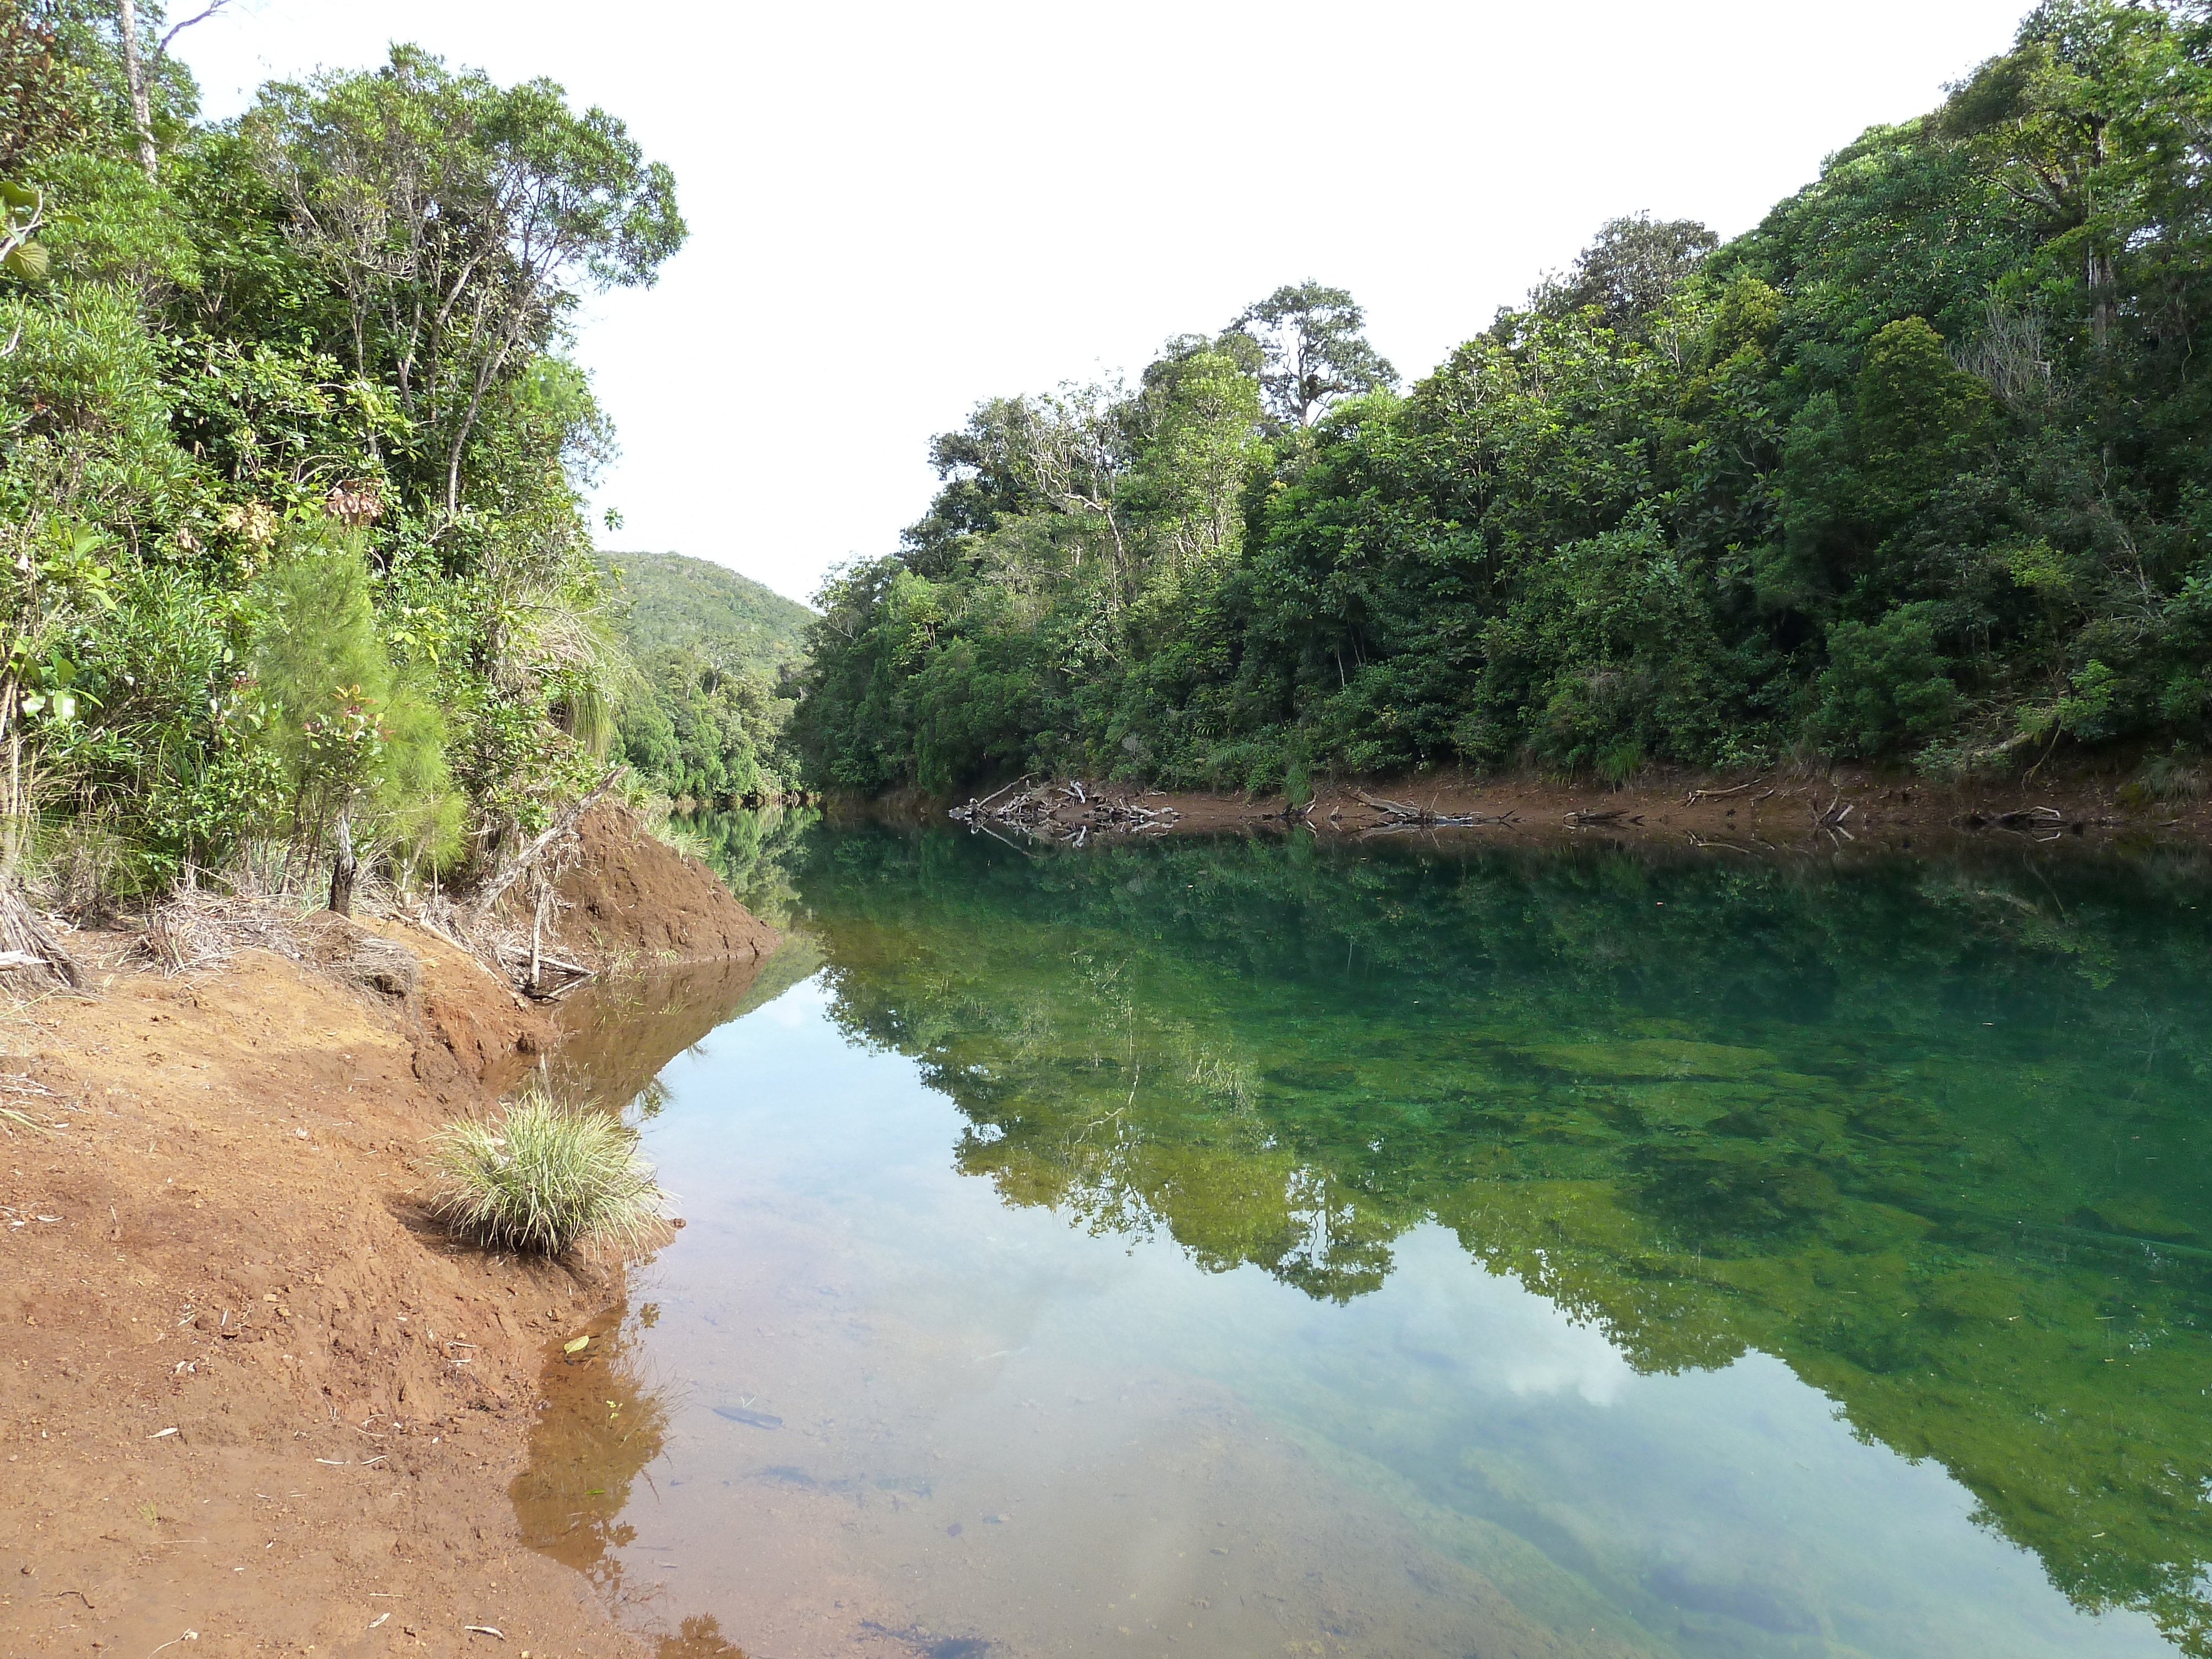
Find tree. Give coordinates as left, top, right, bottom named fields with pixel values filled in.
left=1225, top=281, right=1396, bottom=430
left=248, top=48, right=686, bottom=521
left=1938, top=1, right=2172, bottom=348
left=113, top=0, right=154, bottom=179
left=1530, top=211, right=1719, bottom=334
left=2, top=4, right=86, bottom=175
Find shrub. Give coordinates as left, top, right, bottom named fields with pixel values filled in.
left=427, top=1091, right=667, bottom=1257
left=1808, top=602, right=1965, bottom=759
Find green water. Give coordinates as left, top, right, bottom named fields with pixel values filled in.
left=528, top=819, right=2212, bottom=1658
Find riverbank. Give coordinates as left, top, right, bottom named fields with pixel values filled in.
left=0, top=815, right=777, bottom=1659
left=926, top=762, right=2212, bottom=851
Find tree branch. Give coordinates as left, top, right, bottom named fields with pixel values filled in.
left=157, top=0, right=234, bottom=56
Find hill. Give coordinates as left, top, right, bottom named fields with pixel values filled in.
left=596, top=551, right=815, bottom=676
left=595, top=552, right=815, bottom=802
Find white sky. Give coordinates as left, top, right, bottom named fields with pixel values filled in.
left=175, top=0, right=2034, bottom=606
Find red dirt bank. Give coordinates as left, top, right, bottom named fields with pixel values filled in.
left=1, top=818, right=776, bottom=1659
left=936, top=764, right=2212, bottom=849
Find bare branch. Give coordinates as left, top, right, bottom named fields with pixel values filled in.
left=156, top=0, right=234, bottom=57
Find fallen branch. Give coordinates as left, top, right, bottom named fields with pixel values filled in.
left=466, top=766, right=626, bottom=924
left=1684, top=776, right=1770, bottom=806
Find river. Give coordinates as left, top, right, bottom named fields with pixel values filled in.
left=515, top=816, right=2212, bottom=1659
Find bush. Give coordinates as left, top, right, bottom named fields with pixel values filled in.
left=1809, top=602, right=1965, bottom=759
left=427, top=1092, right=667, bottom=1257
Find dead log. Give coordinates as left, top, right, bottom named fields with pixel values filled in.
left=1684, top=776, right=1771, bottom=806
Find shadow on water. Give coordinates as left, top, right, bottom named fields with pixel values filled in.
left=527, top=814, right=2212, bottom=1656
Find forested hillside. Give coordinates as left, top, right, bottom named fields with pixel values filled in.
left=794, top=0, right=2212, bottom=802
left=0, top=2, right=679, bottom=938
left=596, top=551, right=808, bottom=804
left=597, top=551, right=812, bottom=669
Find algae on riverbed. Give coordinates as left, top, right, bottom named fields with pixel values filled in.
left=745, top=825, right=2212, bottom=1653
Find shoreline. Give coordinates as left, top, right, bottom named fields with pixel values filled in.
left=10, top=778, right=2202, bottom=1656
left=1, top=815, right=777, bottom=1659
left=916, top=763, right=2212, bottom=853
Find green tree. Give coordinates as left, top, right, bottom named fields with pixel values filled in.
left=1528, top=211, right=1719, bottom=336
left=1226, top=281, right=1396, bottom=430
left=246, top=46, right=685, bottom=518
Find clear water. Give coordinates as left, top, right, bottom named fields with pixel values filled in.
left=516, top=820, right=2212, bottom=1659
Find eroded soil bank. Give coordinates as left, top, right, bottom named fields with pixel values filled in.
left=0, top=815, right=777, bottom=1659
left=927, top=763, right=2212, bottom=850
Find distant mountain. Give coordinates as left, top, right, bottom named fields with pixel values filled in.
left=595, top=550, right=815, bottom=676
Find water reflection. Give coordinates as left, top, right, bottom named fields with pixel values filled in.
left=510, top=1295, right=675, bottom=1599
left=526, top=820, right=2212, bottom=1656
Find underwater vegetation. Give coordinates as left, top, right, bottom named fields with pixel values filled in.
left=763, top=824, right=2212, bottom=1653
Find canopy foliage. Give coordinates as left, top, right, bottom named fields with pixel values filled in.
left=792, top=0, right=2212, bottom=800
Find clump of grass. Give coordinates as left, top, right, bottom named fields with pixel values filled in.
left=2138, top=745, right=2207, bottom=804
left=638, top=792, right=714, bottom=863
left=428, top=1091, right=667, bottom=1257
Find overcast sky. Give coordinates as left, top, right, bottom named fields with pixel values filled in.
left=176, top=1, right=2034, bottom=606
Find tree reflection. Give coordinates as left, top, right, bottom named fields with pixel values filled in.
left=795, top=824, right=2212, bottom=1652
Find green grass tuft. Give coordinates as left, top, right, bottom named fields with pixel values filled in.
left=428, top=1091, right=667, bottom=1257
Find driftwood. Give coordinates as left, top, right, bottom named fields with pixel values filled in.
left=1684, top=777, right=1771, bottom=806
left=1959, top=805, right=2064, bottom=830
left=1564, top=807, right=1644, bottom=827
left=950, top=778, right=1179, bottom=841
left=1808, top=790, right=1858, bottom=842
left=1353, top=789, right=1519, bottom=828
left=1683, top=832, right=1755, bottom=854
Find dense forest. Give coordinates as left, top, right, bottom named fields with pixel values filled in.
left=597, top=550, right=808, bottom=805
left=0, top=0, right=693, bottom=936
left=794, top=0, right=2212, bottom=801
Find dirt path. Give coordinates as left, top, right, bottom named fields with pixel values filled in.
left=2, top=817, right=779, bottom=1659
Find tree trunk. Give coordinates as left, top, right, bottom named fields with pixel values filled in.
left=2089, top=247, right=2117, bottom=352
left=116, top=0, right=158, bottom=181
left=528, top=872, right=548, bottom=992
left=328, top=811, right=357, bottom=917
left=2087, top=115, right=2114, bottom=353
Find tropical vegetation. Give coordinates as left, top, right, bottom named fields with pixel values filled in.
left=596, top=550, right=809, bottom=805
left=794, top=0, right=2212, bottom=801
left=0, top=0, right=682, bottom=933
